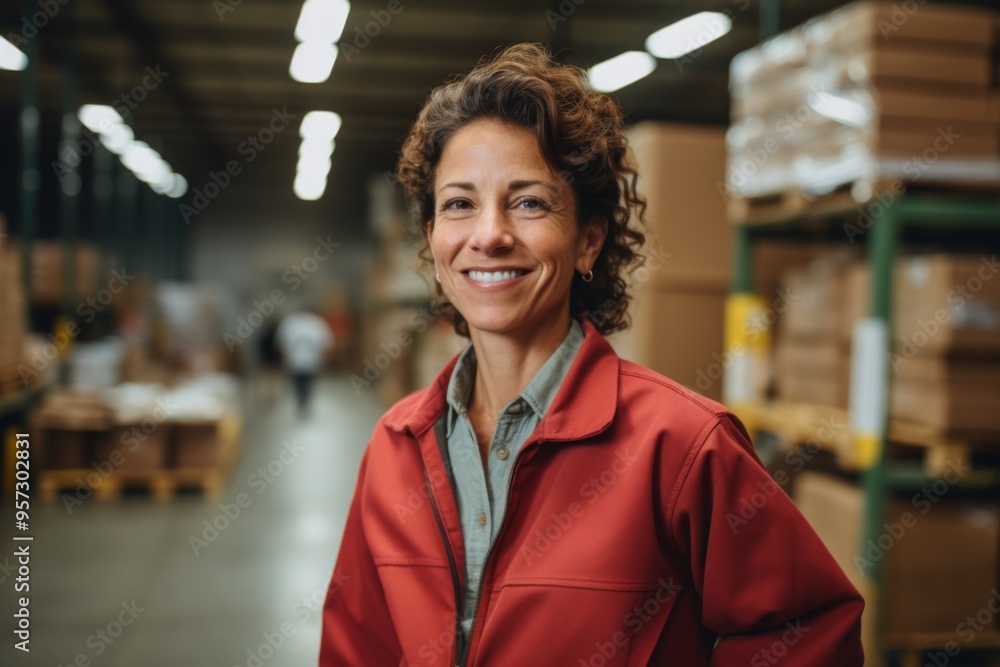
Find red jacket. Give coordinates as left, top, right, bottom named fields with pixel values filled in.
left=320, top=318, right=864, bottom=666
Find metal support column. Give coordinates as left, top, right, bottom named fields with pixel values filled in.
left=19, top=0, right=41, bottom=326
left=58, top=5, right=81, bottom=318
left=92, top=144, right=114, bottom=281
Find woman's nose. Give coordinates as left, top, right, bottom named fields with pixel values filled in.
left=468, top=205, right=514, bottom=254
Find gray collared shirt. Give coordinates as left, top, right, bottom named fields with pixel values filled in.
left=444, top=318, right=585, bottom=643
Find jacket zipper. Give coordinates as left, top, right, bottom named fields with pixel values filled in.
left=455, top=437, right=539, bottom=667
left=421, top=465, right=466, bottom=666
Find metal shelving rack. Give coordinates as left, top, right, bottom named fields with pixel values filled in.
left=727, top=194, right=1000, bottom=667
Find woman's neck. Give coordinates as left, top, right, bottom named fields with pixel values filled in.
left=467, top=313, right=572, bottom=421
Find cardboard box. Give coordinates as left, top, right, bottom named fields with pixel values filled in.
left=173, top=422, right=223, bottom=469
left=775, top=372, right=850, bottom=408
left=828, top=2, right=995, bottom=51
left=625, top=123, right=731, bottom=283
left=773, top=339, right=850, bottom=407
left=97, top=424, right=168, bottom=473
left=795, top=472, right=1000, bottom=635
left=894, top=254, right=1000, bottom=357
left=891, top=378, right=1000, bottom=431
left=855, top=46, right=993, bottom=88
left=41, top=429, right=88, bottom=470
left=609, top=281, right=727, bottom=400
left=779, top=254, right=860, bottom=342
left=33, top=390, right=114, bottom=431
left=877, top=85, right=991, bottom=125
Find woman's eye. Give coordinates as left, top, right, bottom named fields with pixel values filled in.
left=442, top=199, right=471, bottom=211
left=516, top=197, right=548, bottom=211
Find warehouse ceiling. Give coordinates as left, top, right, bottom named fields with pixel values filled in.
left=1, top=0, right=997, bottom=238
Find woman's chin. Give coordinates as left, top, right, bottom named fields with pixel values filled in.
left=462, top=310, right=535, bottom=336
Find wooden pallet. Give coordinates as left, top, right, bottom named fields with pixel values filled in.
left=728, top=183, right=870, bottom=225
left=732, top=400, right=1000, bottom=477
left=38, top=413, right=242, bottom=503
left=728, top=179, right=1000, bottom=226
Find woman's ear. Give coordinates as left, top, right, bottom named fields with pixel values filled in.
left=577, top=214, right=609, bottom=272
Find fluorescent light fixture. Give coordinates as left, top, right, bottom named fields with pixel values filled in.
left=122, top=141, right=164, bottom=179
left=298, top=137, right=335, bottom=160
left=78, top=105, right=125, bottom=134
left=587, top=51, right=656, bottom=93
left=167, top=174, right=188, bottom=199
left=0, top=36, right=27, bottom=71
left=645, top=12, right=732, bottom=59
left=299, top=111, right=342, bottom=140
left=289, top=42, right=338, bottom=84
left=298, top=154, right=332, bottom=176
left=99, top=123, right=134, bottom=154
left=295, top=0, right=351, bottom=44
left=138, top=158, right=172, bottom=186
left=150, top=173, right=174, bottom=194
left=808, top=90, right=870, bottom=128
left=294, top=171, right=327, bottom=201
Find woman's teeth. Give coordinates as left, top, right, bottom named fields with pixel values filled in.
left=467, top=270, right=524, bottom=283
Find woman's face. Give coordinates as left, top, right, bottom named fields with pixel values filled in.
left=428, top=119, right=605, bottom=338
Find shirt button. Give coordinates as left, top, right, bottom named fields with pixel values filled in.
left=496, top=445, right=509, bottom=461
left=477, top=512, right=487, bottom=526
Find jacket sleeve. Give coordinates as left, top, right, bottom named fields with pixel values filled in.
left=319, top=448, right=404, bottom=666
left=669, top=413, right=865, bottom=666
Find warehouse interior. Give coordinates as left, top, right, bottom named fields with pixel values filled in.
left=2, top=0, right=1000, bottom=665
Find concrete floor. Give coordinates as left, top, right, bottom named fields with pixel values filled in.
left=1, top=375, right=385, bottom=667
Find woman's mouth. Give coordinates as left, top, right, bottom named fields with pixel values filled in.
left=462, top=269, right=531, bottom=288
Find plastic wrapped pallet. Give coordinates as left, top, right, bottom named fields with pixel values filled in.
left=726, top=1, right=1000, bottom=219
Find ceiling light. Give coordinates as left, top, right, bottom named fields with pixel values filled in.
left=99, top=123, right=134, bottom=154
left=587, top=51, right=656, bottom=93
left=78, top=105, right=125, bottom=134
left=298, top=137, right=335, bottom=160
left=167, top=174, right=188, bottom=199
left=295, top=0, right=351, bottom=44
left=299, top=111, right=342, bottom=140
left=294, top=171, right=327, bottom=201
left=289, top=42, right=338, bottom=84
left=122, top=141, right=163, bottom=178
left=645, top=12, right=732, bottom=59
left=0, top=36, right=27, bottom=71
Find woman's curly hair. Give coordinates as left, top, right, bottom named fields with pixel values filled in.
left=396, top=42, right=646, bottom=337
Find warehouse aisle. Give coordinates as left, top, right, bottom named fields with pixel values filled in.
left=16, top=375, right=386, bottom=667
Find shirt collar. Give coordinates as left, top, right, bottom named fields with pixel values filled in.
left=443, top=319, right=585, bottom=438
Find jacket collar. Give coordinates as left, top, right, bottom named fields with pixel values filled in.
left=384, top=317, right=619, bottom=442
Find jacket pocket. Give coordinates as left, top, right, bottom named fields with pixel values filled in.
left=471, top=577, right=682, bottom=666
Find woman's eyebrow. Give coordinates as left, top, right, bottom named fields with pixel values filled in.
left=437, top=181, right=476, bottom=193
left=509, top=179, right=560, bottom=195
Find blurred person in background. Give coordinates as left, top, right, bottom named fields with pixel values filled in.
left=319, top=44, right=864, bottom=666
left=275, top=306, right=333, bottom=416
left=256, top=319, right=283, bottom=405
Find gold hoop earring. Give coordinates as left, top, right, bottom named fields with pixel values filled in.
left=581, top=270, right=593, bottom=283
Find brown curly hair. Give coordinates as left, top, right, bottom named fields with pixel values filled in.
left=395, top=43, right=646, bottom=337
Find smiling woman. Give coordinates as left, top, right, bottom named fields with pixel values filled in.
left=319, top=43, right=864, bottom=667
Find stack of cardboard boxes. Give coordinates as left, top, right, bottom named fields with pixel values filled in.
left=891, top=254, right=1000, bottom=433
left=727, top=0, right=1000, bottom=215
left=25, top=240, right=98, bottom=304
left=771, top=251, right=1000, bottom=432
left=795, top=471, right=1000, bottom=638
left=772, top=253, right=857, bottom=408
left=610, top=123, right=732, bottom=401
left=34, top=376, right=241, bottom=501
left=0, top=214, right=27, bottom=393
